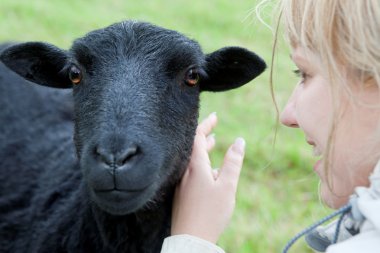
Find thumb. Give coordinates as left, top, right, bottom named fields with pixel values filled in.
left=218, top=138, right=245, bottom=190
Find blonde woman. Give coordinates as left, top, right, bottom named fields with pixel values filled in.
left=161, top=0, right=380, bottom=252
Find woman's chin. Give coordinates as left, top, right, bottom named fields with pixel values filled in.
left=320, top=183, right=350, bottom=209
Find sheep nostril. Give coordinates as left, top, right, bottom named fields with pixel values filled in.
left=94, top=146, right=114, bottom=165
left=93, top=144, right=140, bottom=167
left=117, top=145, right=139, bottom=166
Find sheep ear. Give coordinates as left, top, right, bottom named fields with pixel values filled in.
left=200, top=47, right=266, bottom=92
left=0, top=42, right=72, bottom=89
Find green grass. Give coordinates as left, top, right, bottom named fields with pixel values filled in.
left=0, top=0, right=330, bottom=252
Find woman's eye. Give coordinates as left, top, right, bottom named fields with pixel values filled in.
left=184, top=68, right=200, bottom=87
left=293, top=69, right=309, bottom=83
left=69, top=65, right=82, bottom=85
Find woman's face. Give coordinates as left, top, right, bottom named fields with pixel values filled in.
left=280, top=47, right=380, bottom=208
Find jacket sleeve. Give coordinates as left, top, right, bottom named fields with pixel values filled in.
left=160, top=235, right=225, bottom=253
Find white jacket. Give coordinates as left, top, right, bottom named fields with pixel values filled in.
left=161, top=162, right=380, bottom=253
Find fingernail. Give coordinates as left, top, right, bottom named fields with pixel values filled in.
left=233, top=137, right=245, bottom=155
left=209, top=112, right=217, bottom=118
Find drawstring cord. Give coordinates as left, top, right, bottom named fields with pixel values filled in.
left=332, top=205, right=351, bottom=244
left=281, top=203, right=352, bottom=253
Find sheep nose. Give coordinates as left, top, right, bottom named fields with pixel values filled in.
left=94, top=144, right=140, bottom=167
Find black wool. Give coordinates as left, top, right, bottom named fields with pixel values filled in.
left=0, top=20, right=266, bottom=253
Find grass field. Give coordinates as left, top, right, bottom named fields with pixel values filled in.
left=0, top=0, right=330, bottom=252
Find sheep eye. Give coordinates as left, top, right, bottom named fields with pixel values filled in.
left=68, top=65, right=82, bottom=85
left=184, top=68, right=200, bottom=87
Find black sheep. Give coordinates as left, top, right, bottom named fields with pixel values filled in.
left=0, top=21, right=266, bottom=253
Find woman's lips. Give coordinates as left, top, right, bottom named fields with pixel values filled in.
left=306, top=139, right=323, bottom=173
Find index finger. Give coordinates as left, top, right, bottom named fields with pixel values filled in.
left=196, top=112, right=218, bottom=137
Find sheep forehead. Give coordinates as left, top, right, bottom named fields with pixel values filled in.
left=70, top=21, right=204, bottom=66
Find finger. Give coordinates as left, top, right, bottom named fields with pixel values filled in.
left=197, top=112, right=218, bottom=136
left=187, top=130, right=213, bottom=179
left=218, top=138, right=245, bottom=190
left=191, top=131, right=211, bottom=161
left=206, top=133, right=216, bottom=152
left=187, top=113, right=217, bottom=179
left=191, top=113, right=217, bottom=157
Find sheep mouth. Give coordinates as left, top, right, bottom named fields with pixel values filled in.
left=91, top=185, right=155, bottom=215
left=94, top=185, right=150, bottom=193
left=93, top=179, right=152, bottom=192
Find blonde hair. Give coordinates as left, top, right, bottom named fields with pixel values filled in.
left=281, top=0, right=380, bottom=86
left=265, top=0, right=380, bottom=193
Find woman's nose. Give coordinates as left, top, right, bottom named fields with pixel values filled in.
left=280, top=98, right=299, bottom=128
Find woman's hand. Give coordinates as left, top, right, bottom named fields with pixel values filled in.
left=171, top=112, right=245, bottom=244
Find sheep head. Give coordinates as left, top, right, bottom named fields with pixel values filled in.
left=0, top=21, right=266, bottom=215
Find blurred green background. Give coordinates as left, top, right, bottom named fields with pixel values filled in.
left=0, top=0, right=330, bottom=252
